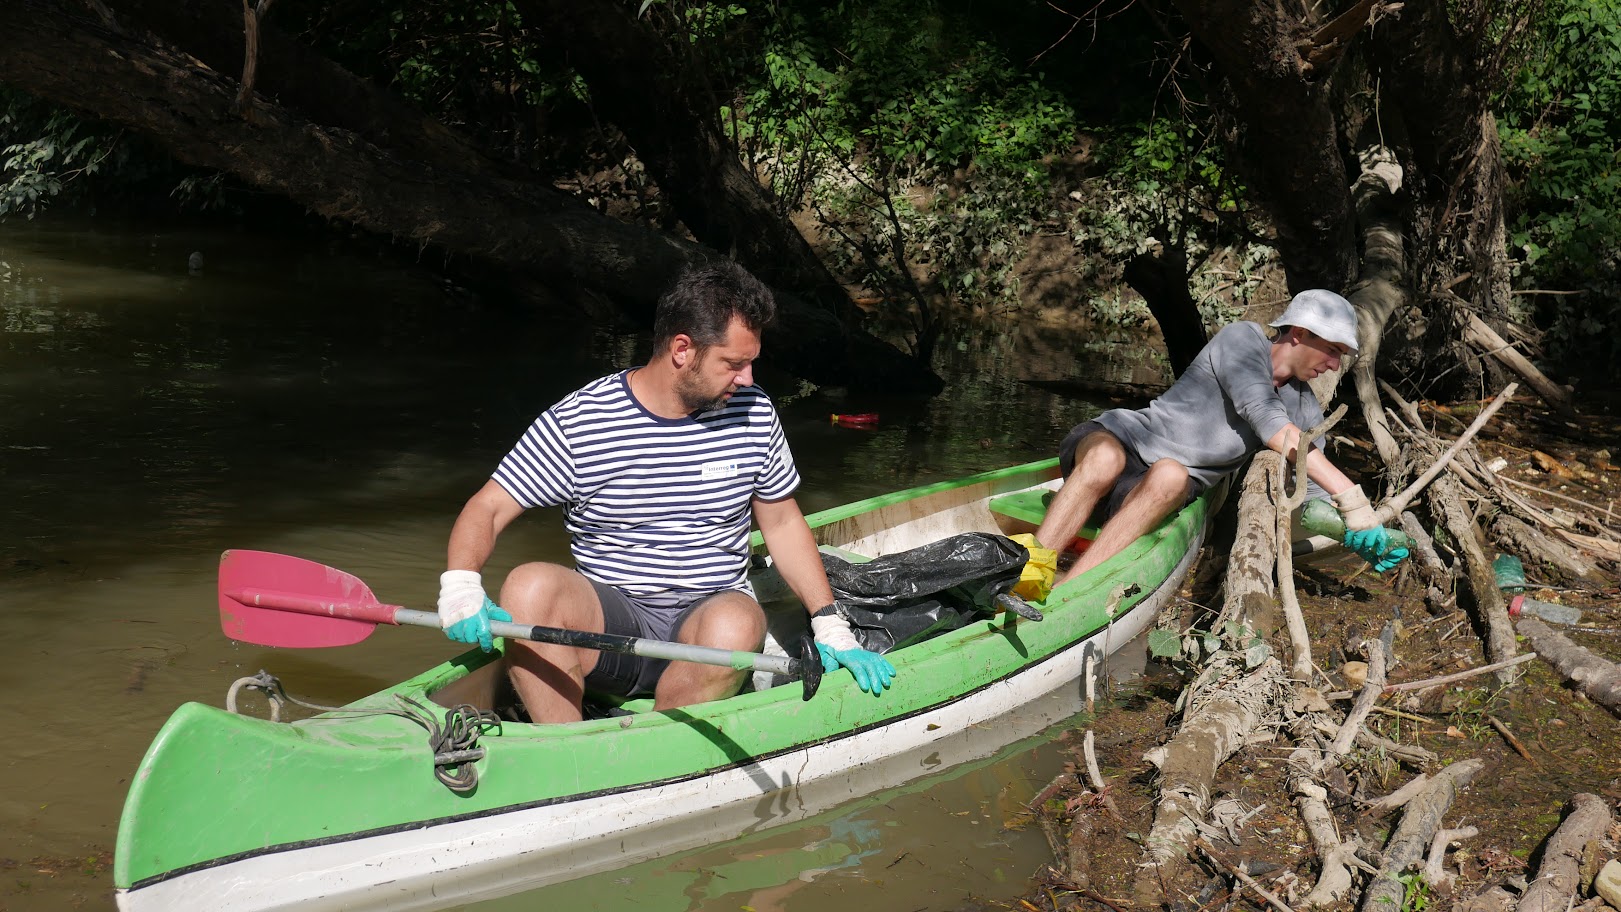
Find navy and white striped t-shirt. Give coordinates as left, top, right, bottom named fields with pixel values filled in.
left=492, top=370, right=800, bottom=603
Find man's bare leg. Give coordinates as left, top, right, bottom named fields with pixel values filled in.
left=499, top=562, right=605, bottom=724
left=1058, top=459, right=1190, bottom=583
left=654, top=591, right=767, bottom=710
left=1036, top=431, right=1126, bottom=553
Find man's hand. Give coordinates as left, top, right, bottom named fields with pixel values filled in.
left=438, top=570, right=514, bottom=653
left=811, top=609, right=896, bottom=695
left=1331, top=484, right=1409, bottom=573
left=1341, top=527, right=1410, bottom=573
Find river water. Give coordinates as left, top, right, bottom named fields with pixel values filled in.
left=0, top=214, right=1169, bottom=911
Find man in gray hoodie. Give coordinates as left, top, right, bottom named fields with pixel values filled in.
left=1036, top=289, right=1408, bottom=584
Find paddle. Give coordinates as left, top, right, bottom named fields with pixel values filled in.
left=217, top=550, right=823, bottom=700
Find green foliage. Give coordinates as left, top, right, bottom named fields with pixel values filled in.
left=1498, top=0, right=1621, bottom=363
left=1395, top=871, right=1433, bottom=912
left=0, top=91, right=124, bottom=218
left=725, top=0, right=1076, bottom=349
left=1068, top=118, right=1265, bottom=330
left=1151, top=619, right=1271, bottom=669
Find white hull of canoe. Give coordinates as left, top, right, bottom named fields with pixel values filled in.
left=117, top=536, right=1198, bottom=912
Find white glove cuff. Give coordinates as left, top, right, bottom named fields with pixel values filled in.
left=438, top=570, right=486, bottom=627
left=811, top=614, right=861, bottom=652
left=1331, top=484, right=1378, bottom=531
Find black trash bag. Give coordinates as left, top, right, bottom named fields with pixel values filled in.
left=820, top=532, right=1030, bottom=654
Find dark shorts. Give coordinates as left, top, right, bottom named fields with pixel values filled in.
left=581, top=582, right=738, bottom=698
left=1057, top=419, right=1204, bottom=526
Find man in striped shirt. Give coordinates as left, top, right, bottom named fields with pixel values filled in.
left=436, top=262, right=895, bottom=723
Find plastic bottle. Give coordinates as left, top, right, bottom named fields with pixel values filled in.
left=1493, top=554, right=1582, bottom=624
left=1298, top=497, right=1414, bottom=550
left=1491, top=554, right=1527, bottom=593
left=1508, top=595, right=1583, bottom=625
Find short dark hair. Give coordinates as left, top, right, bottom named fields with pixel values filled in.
left=651, top=261, right=776, bottom=352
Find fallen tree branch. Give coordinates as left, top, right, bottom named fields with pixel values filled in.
left=1357, top=759, right=1485, bottom=912
left=1462, top=312, right=1574, bottom=415
left=1375, top=382, right=1516, bottom=524
left=1517, top=617, right=1621, bottom=713
left=1136, top=659, right=1291, bottom=899
left=1514, top=794, right=1615, bottom=912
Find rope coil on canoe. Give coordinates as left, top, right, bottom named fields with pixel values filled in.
left=224, top=671, right=501, bottom=794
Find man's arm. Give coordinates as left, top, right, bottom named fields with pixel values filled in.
left=1264, top=426, right=1408, bottom=572
left=439, top=480, right=526, bottom=652
left=750, top=494, right=834, bottom=612
left=751, top=494, right=896, bottom=695
left=448, top=480, right=528, bottom=571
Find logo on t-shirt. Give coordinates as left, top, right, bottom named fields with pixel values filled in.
left=700, top=460, right=742, bottom=481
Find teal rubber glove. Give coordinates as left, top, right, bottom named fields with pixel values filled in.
left=1343, top=527, right=1410, bottom=574
left=816, top=642, right=897, bottom=695
left=811, top=609, right=898, bottom=695
left=439, top=570, right=513, bottom=653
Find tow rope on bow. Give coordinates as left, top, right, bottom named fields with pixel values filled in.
left=225, top=670, right=501, bottom=794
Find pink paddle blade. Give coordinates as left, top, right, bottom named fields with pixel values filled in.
left=218, top=549, right=383, bottom=647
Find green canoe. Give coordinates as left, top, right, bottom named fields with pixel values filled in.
left=114, top=458, right=1212, bottom=911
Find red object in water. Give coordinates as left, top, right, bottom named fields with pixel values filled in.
left=830, top=412, right=879, bottom=429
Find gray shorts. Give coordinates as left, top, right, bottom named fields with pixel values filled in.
left=582, top=582, right=741, bottom=698
left=1057, top=419, right=1203, bottom=526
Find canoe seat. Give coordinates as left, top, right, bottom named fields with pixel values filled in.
left=988, top=488, right=1098, bottom=550
left=987, top=490, right=1050, bottom=525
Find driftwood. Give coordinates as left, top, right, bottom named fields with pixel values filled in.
left=1462, top=311, right=1575, bottom=416
left=1427, top=474, right=1521, bottom=683
left=1514, top=793, right=1614, bottom=912
left=1226, top=454, right=1283, bottom=636
left=1136, top=659, right=1291, bottom=898
left=1423, top=825, right=1479, bottom=890
left=1518, top=617, right=1621, bottom=713
left=1357, top=759, right=1485, bottom=912
left=1491, top=514, right=1599, bottom=581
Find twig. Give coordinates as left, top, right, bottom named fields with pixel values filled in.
left=1194, top=839, right=1298, bottom=912
left=1485, top=714, right=1537, bottom=764
left=1382, top=653, right=1538, bottom=693
left=1376, top=382, right=1517, bottom=523
left=1083, top=729, right=1107, bottom=791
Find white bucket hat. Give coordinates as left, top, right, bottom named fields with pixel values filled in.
left=1269, top=289, right=1359, bottom=353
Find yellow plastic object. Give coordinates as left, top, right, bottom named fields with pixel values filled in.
left=1008, top=533, right=1057, bottom=602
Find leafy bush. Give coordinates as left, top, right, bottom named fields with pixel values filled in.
left=725, top=0, right=1076, bottom=353
left=1497, top=0, right=1621, bottom=364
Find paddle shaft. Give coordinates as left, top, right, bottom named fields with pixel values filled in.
left=224, top=586, right=798, bottom=677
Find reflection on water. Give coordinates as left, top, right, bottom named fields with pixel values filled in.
left=0, top=213, right=1167, bottom=910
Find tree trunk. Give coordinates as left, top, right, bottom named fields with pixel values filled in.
left=1169, top=0, right=1357, bottom=292
left=517, top=0, right=867, bottom=328
left=0, top=0, right=937, bottom=391
left=1124, top=245, right=1208, bottom=376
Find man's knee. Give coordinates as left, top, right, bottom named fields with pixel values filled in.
left=499, top=562, right=595, bottom=627
left=678, top=592, right=766, bottom=651
left=1139, top=459, right=1191, bottom=502
left=1070, top=433, right=1127, bottom=482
